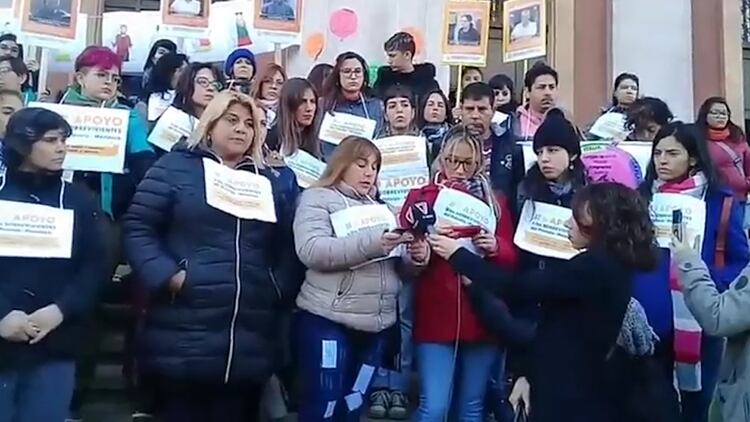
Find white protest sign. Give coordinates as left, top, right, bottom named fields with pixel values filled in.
left=513, top=200, right=580, bottom=260
left=650, top=193, right=706, bottom=252
left=285, top=150, right=325, bottom=188
left=148, top=107, right=196, bottom=152
left=30, top=102, right=129, bottom=174
left=330, top=203, right=401, bottom=262
left=433, top=188, right=496, bottom=233
left=375, top=136, right=430, bottom=207
left=0, top=200, right=74, bottom=258
left=319, top=112, right=377, bottom=145
left=203, top=158, right=277, bottom=222
left=147, top=91, right=176, bottom=121
left=589, top=112, right=629, bottom=141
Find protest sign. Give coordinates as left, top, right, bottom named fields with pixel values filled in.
left=203, top=158, right=277, bottom=222
left=30, top=102, right=129, bottom=174
left=650, top=193, right=706, bottom=252
left=375, top=136, right=430, bottom=207
left=0, top=200, right=74, bottom=258
left=319, top=112, right=377, bottom=145
left=514, top=200, right=580, bottom=260
left=285, top=150, right=326, bottom=188
left=441, top=0, right=491, bottom=65
left=148, top=106, right=196, bottom=152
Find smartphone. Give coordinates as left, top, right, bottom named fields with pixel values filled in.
left=452, top=225, right=483, bottom=239
left=390, top=228, right=409, bottom=235
left=672, top=209, right=684, bottom=242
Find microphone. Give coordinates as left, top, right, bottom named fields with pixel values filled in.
left=408, top=201, right=437, bottom=236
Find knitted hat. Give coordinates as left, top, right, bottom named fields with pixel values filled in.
left=532, top=108, right=581, bottom=156
left=224, top=48, right=256, bottom=79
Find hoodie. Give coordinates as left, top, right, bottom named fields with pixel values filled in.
left=373, top=63, right=440, bottom=105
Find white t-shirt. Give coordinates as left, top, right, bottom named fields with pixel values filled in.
left=170, top=0, right=201, bottom=16
left=511, top=21, right=538, bottom=40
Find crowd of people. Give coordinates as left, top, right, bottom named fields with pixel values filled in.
left=1, top=29, right=750, bottom=422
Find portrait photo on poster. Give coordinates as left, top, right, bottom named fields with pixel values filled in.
left=502, top=0, right=546, bottom=63
left=28, top=0, right=72, bottom=28
left=21, top=0, right=78, bottom=40
left=161, top=0, right=209, bottom=29
left=509, top=5, right=540, bottom=42
left=254, top=0, right=302, bottom=34
left=446, top=11, right=482, bottom=46
left=441, top=0, right=490, bottom=66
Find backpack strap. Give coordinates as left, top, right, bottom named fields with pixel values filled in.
left=716, top=141, right=745, bottom=178
left=715, top=196, right=733, bottom=269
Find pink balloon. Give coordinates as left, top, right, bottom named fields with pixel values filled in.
left=329, top=8, right=358, bottom=40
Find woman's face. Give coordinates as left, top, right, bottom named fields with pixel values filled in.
left=209, top=103, right=255, bottom=162
left=295, top=88, right=317, bottom=127
left=706, top=102, right=729, bottom=130
left=424, top=93, right=447, bottom=124
left=342, top=153, right=379, bottom=196
left=385, top=97, right=415, bottom=132
left=170, top=62, right=187, bottom=90
left=77, top=66, right=121, bottom=101
left=536, top=146, right=572, bottom=181
left=442, top=141, right=478, bottom=181
left=233, top=58, right=255, bottom=80
left=153, top=46, right=170, bottom=65
left=614, top=78, right=638, bottom=106
left=260, top=71, right=284, bottom=101
left=462, top=69, right=482, bottom=88
left=635, top=120, right=661, bottom=141
left=567, top=204, right=592, bottom=250
left=22, top=130, right=67, bottom=172
left=493, top=87, right=511, bottom=109
left=339, top=58, right=364, bottom=94
left=653, top=136, right=696, bottom=182
left=191, top=68, right=220, bottom=111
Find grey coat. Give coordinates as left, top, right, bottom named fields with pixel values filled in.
left=675, top=249, right=750, bottom=422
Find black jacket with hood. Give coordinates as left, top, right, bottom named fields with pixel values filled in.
left=374, top=63, right=440, bottom=105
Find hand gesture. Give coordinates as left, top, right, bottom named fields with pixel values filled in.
left=28, top=305, right=64, bottom=344
left=0, top=310, right=33, bottom=342
left=25, top=58, right=39, bottom=73
left=509, top=376, right=531, bottom=415
left=381, top=230, right=413, bottom=254
left=407, top=237, right=430, bottom=264
left=669, top=222, right=701, bottom=255
left=427, top=234, right=462, bottom=260
left=472, top=231, right=498, bottom=255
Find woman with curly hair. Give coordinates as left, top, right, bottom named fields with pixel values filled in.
left=624, top=97, right=673, bottom=142
left=635, top=122, right=749, bottom=422
left=427, top=182, right=659, bottom=422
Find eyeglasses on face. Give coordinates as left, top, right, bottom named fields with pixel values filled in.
left=195, top=77, right=223, bottom=90
left=444, top=156, right=476, bottom=170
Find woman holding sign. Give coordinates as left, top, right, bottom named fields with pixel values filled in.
left=399, top=126, right=519, bottom=421
left=123, top=91, right=300, bottom=422
left=293, top=136, right=411, bottom=421
left=429, top=182, right=660, bottom=422
left=0, top=108, right=103, bottom=422
left=135, top=52, right=189, bottom=129
left=635, top=122, right=749, bottom=422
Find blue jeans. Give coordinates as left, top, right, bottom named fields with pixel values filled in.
left=0, top=360, right=75, bottom=422
left=296, top=311, right=390, bottom=422
left=415, top=342, right=497, bottom=422
left=371, top=283, right=412, bottom=392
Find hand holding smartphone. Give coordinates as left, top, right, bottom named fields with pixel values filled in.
left=672, top=209, right=683, bottom=242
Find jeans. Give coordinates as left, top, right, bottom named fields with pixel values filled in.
left=415, top=342, right=497, bottom=422
left=296, top=311, right=390, bottom=422
left=0, top=360, right=75, bottom=422
left=371, top=283, right=413, bottom=392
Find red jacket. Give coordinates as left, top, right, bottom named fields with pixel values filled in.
left=400, top=183, right=518, bottom=343
left=706, top=135, right=750, bottom=200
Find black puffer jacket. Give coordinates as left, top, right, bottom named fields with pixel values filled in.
left=374, top=63, right=440, bottom=105
left=122, top=146, right=300, bottom=384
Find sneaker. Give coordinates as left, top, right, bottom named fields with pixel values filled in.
left=132, top=412, right=155, bottom=421
left=368, top=389, right=390, bottom=419
left=388, top=390, right=408, bottom=420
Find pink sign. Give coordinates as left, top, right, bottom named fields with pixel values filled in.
left=582, top=146, right=643, bottom=188
left=329, top=8, right=358, bottom=40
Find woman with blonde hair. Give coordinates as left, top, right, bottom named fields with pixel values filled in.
left=293, top=136, right=414, bottom=421
left=253, top=63, right=287, bottom=129
left=122, top=91, right=300, bottom=422
left=399, top=125, right=519, bottom=421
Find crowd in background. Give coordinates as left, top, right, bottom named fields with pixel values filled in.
left=0, top=28, right=750, bottom=422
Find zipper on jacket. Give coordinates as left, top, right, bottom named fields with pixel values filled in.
left=224, top=218, right=242, bottom=384
left=268, top=268, right=282, bottom=300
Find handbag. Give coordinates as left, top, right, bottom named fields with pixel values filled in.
left=514, top=400, right=529, bottom=422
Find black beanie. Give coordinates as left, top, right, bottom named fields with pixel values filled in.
left=532, top=108, right=581, bottom=156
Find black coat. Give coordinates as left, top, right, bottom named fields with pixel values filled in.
left=450, top=248, right=633, bottom=422
left=373, top=63, right=440, bottom=106
left=122, top=146, right=300, bottom=384
left=0, top=167, right=104, bottom=368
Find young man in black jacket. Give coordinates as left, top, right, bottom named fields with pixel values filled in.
left=373, top=32, right=440, bottom=106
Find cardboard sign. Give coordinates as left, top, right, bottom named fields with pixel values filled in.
left=203, top=158, right=277, bottom=222
left=0, top=200, right=74, bottom=258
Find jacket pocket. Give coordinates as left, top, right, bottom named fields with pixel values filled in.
left=335, top=272, right=355, bottom=298
left=714, top=380, right=750, bottom=421
left=170, top=258, right=190, bottom=304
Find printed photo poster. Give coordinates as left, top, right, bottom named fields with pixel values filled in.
left=161, top=0, right=210, bottom=38
left=254, top=0, right=303, bottom=43
left=502, top=0, right=547, bottom=63
left=441, top=0, right=491, bottom=66
left=21, top=0, right=79, bottom=49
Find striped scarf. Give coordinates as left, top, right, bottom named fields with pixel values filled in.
left=653, top=172, right=707, bottom=392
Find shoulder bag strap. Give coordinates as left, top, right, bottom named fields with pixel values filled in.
left=715, top=196, right=733, bottom=269
left=716, top=141, right=745, bottom=178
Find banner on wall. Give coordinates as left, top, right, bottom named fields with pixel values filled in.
left=502, top=0, right=547, bottom=63
left=160, top=0, right=210, bottom=38
left=440, top=0, right=491, bottom=66
left=20, top=0, right=80, bottom=49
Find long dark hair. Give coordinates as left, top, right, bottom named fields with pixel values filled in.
left=522, top=154, right=588, bottom=204
left=417, top=88, right=452, bottom=128
left=173, top=62, right=225, bottom=117
left=488, top=73, right=520, bottom=114
left=143, top=39, right=177, bottom=73
left=276, top=77, right=321, bottom=157
left=321, top=51, right=372, bottom=112
left=141, top=52, right=187, bottom=100
left=639, top=121, right=718, bottom=199
left=696, top=96, right=745, bottom=142
left=307, top=63, right=333, bottom=96
left=571, top=183, right=658, bottom=271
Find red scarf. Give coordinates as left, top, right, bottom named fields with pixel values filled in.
left=708, top=128, right=730, bottom=142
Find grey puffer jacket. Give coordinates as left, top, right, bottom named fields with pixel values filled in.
left=675, top=249, right=750, bottom=422
left=293, top=183, right=401, bottom=333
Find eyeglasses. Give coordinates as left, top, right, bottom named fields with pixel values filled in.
left=341, top=68, right=363, bottom=77
left=708, top=110, right=728, bottom=117
left=444, top=156, right=476, bottom=171
left=195, top=77, right=223, bottom=91
left=93, top=71, right=122, bottom=85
